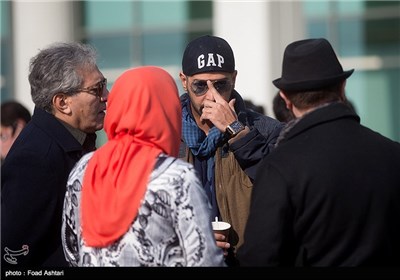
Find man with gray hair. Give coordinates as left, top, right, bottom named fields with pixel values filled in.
left=1, top=42, right=108, bottom=267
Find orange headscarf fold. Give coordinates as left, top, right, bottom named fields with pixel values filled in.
left=81, top=66, right=181, bottom=247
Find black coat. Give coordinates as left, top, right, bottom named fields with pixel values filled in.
left=1, top=107, right=93, bottom=267
left=237, top=102, right=400, bottom=266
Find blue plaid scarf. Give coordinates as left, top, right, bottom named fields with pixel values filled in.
left=181, top=94, right=225, bottom=219
left=181, top=94, right=225, bottom=158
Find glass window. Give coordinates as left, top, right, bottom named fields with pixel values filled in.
left=338, top=20, right=364, bottom=56
left=142, top=2, right=188, bottom=27
left=81, top=1, right=212, bottom=72
left=86, top=35, right=133, bottom=69
left=80, top=1, right=212, bottom=146
left=303, top=1, right=330, bottom=17
left=0, top=1, right=13, bottom=101
left=84, top=1, right=135, bottom=32
left=143, top=32, right=186, bottom=66
left=306, top=21, right=328, bottom=38
left=365, top=18, right=400, bottom=56
left=303, top=0, right=400, bottom=142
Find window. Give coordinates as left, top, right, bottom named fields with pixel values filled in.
left=304, top=1, right=400, bottom=141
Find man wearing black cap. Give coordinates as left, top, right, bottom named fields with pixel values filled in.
left=178, top=35, right=283, bottom=265
left=237, top=38, right=400, bottom=266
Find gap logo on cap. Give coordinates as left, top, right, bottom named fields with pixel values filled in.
left=197, top=53, right=225, bottom=70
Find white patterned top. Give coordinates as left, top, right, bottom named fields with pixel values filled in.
left=61, top=152, right=226, bottom=267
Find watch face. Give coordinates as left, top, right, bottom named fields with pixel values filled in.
left=227, top=120, right=244, bottom=136
left=232, top=121, right=243, bottom=131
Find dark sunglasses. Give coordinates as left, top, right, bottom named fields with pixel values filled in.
left=190, top=79, right=232, bottom=96
left=79, top=78, right=107, bottom=99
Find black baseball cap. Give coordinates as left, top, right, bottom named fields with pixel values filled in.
left=182, top=35, right=235, bottom=76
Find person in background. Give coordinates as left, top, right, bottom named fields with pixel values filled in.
left=237, top=38, right=400, bottom=266
left=178, top=35, right=283, bottom=265
left=62, top=66, right=225, bottom=267
left=1, top=42, right=108, bottom=267
left=272, top=91, right=294, bottom=123
left=1, top=101, right=31, bottom=163
left=244, top=99, right=266, bottom=115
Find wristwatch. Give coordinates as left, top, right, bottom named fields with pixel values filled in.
left=225, top=120, right=245, bottom=138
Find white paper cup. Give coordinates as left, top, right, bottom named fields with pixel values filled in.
left=211, top=221, right=231, bottom=236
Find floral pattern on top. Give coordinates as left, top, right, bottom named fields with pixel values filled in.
left=62, top=152, right=225, bottom=267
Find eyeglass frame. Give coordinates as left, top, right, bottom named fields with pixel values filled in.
left=186, top=77, right=233, bottom=96
left=77, top=78, right=107, bottom=100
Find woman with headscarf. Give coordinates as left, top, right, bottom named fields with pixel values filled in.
left=61, top=66, right=225, bottom=267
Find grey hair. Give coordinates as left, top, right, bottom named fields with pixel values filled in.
left=28, top=42, right=98, bottom=113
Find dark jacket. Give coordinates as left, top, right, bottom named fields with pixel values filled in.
left=238, top=102, right=400, bottom=266
left=1, top=107, right=95, bottom=267
left=179, top=91, right=283, bottom=252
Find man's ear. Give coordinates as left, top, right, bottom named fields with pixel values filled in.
left=179, top=72, right=188, bottom=92
left=279, top=91, right=293, bottom=111
left=53, top=93, right=72, bottom=115
left=231, top=70, right=238, bottom=88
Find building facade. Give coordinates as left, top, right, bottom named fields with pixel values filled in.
left=1, top=0, right=399, bottom=143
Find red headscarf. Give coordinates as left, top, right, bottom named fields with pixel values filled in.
left=81, top=66, right=182, bottom=247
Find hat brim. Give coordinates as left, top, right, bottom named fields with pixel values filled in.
left=273, top=69, right=354, bottom=91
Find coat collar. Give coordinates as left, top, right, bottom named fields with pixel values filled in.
left=277, top=102, right=360, bottom=146
left=31, top=107, right=84, bottom=153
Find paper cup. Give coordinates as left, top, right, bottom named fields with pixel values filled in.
left=211, top=221, right=231, bottom=236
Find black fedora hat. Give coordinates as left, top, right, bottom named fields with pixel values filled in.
left=273, top=38, right=354, bottom=91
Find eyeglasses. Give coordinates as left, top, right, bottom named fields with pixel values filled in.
left=190, top=79, right=232, bottom=96
left=78, top=78, right=107, bottom=99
